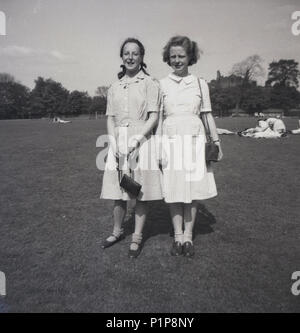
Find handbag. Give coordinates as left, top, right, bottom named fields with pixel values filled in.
left=119, top=173, right=142, bottom=197
left=197, top=78, right=219, bottom=162
left=117, top=155, right=142, bottom=198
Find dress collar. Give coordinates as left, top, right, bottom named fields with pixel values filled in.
left=119, top=70, right=146, bottom=85
left=168, top=73, right=194, bottom=85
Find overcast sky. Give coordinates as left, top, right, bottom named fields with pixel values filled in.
left=1, top=0, right=300, bottom=95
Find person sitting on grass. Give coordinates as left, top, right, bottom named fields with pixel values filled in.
left=238, top=119, right=268, bottom=137
left=266, top=117, right=286, bottom=134
left=239, top=117, right=287, bottom=138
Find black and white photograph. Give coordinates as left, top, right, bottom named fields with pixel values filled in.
left=0, top=0, right=299, bottom=314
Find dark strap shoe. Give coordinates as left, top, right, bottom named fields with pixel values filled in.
left=183, top=242, right=195, bottom=258
left=101, top=234, right=125, bottom=249
left=170, top=241, right=182, bottom=256
left=128, top=242, right=142, bottom=258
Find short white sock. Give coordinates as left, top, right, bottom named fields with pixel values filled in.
left=131, top=232, right=142, bottom=244
left=174, top=233, right=183, bottom=244
left=112, top=227, right=124, bottom=238
left=183, top=231, right=193, bottom=244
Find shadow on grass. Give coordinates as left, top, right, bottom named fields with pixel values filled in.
left=194, top=203, right=217, bottom=237
left=122, top=200, right=217, bottom=244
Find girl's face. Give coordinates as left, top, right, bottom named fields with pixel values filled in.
left=169, top=46, right=189, bottom=76
left=122, top=42, right=142, bottom=76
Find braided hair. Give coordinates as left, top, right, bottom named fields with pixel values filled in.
left=118, top=38, right=150, bottom=79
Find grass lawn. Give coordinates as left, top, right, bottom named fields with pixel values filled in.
left=0, top=117, right=299, bottom=313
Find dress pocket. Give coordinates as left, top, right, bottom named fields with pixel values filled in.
left=164, top=121, right=177, bottom=138
left=190, top=122, right=201, bottom=136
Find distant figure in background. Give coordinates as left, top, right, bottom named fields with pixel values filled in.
left=53, top=117, right=71, bottom=124
left=217, top=128, right=236, bottom=135
left=239, top=119, right=268, bottom=136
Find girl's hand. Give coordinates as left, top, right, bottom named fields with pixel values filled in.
left=128, top=138, right=140, bottom=154
left=113, top=150, right=120, bottom=160
left=215, top=142, right=223, bottom=161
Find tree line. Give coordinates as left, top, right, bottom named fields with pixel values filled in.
left=0, top=57, right=300, bottom=119
left=210, top=57, right=300, bottom=116
left=0, top=74, right=108, bottom=119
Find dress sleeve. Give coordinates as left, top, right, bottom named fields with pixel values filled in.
left=146, top=78, right=160, bottom=113
left=105, top=85, right=114, bottom=116
left=199, top=79, right=212, bottom=113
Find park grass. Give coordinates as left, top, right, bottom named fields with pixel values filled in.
left=0, top=117, right=299, bottom=313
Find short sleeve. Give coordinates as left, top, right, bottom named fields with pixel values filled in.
left=105, top=86, right=114, bottom=116
left=199, top=79, right=212, bottom=113
left=146, top=78, right=160, bottom=113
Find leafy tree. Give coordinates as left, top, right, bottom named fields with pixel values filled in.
left=210, top=86, right=236, bottom=116
left=266, top=59, right=300, bottom=88
left=0, top=81, right=30, bottom=119
left=88, top=95, right=107, bottom=116
left=95, top=86, right=108, bottom=98
left=240, top=86, right=270, bottom=113
left=29, top=77, right=69, bottom=117
left=65, top=90, right=91, bottom=116
left=0, top=73, right=16, bottom=83
left=269, top=85, right=300, bottom=111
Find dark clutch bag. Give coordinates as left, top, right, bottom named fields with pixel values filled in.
left=205, top=142, right=219, bottom=162
left=120, top=173, right=142, bottom=198
left=197, top=78, right=220, bottom=163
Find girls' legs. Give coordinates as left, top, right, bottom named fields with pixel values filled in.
left=105, top=200, right=127, bottom=242
left=169, top=203, right=184, bottom=244
left=183, top=201, right=198, bottom=244
left=130, top=200, right=148, bottom=252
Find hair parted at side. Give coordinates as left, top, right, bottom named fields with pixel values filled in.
left=118, top=37, right=149, bottom=79
left=162, top=35, right=201, bottom=66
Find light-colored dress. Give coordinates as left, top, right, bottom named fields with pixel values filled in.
left=100, top=71, right=163, bottom=201
left=159, top=73, right=217, bottom=203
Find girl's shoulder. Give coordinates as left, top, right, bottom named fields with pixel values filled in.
left=196, top=77, right=210, bottom=93
left=109, top=79, right=121, bottom=89
left=159, top=75, right=171, bottom=85
left=158, top=75, right=172, bottom=91
left=144, top=75, right=159, bottom=85
left=198, top=76, right=208, bottom=84
left=142, top=75, right=161, bottom=93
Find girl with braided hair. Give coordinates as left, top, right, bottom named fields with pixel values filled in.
left=100, top=38, right=163, bottom=258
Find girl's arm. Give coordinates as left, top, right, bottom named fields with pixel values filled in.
left=107, top=115, right=118, bottom=157
left=128, top=112, right=158, bottom=153
left=129, top=78, right=160, bottom=153
left=206, top=112, right=223, bottom=161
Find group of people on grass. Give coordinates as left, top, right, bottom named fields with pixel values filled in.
left=100, top=36, right=222, bottom=259
left=238, top=117, right=287, bottom=138
left=221, top=117, right=300, bottom=138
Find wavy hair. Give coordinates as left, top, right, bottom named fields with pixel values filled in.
left=162, top=35, right=201, bottom=66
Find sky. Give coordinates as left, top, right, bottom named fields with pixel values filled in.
left=0, top=0, right=300, bottom=95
